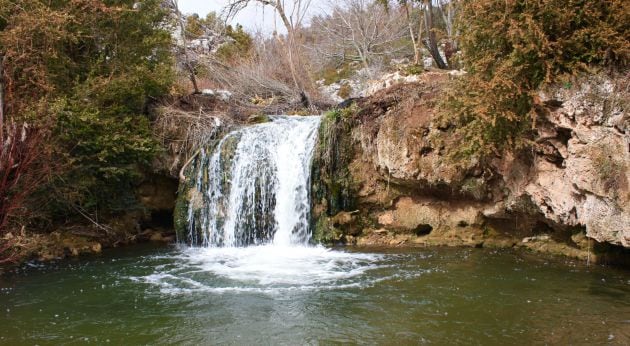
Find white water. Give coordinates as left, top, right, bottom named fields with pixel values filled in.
left=167, top=115, right=400, bottom=295
left=187, top=115, right=321, bottom=247
left=134, top=245, right=398, bottom=295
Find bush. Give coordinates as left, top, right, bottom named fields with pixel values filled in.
left=319, top=64, right=354, bottom=85
left=0, top=0, right=174, bottom=219
left=441, top=0, right=629, bottom=163
left=216, top=24, right=254, bottom=64
left=337, top=82, right=353, bottom=99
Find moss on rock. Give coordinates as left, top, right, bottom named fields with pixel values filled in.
left=310, top=108, right=361, bottom=245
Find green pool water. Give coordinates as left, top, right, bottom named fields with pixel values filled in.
left=1, top=244, right=629, bottom=345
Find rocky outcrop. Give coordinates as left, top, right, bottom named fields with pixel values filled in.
left=524, top=75, right=629, bottom=246
left=312, top=71, right=629, bottom=263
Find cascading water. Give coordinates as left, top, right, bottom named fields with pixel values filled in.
left=137, top=115, right=389, bottom=295
left=185, top=115, right=321, bottom=247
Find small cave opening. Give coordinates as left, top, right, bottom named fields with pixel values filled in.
left=419, top=146, right=434, bottom=156
left=593, top=242, right=630, bottom=268
left=556, top=127, right=573, bottom=146
left=532, top=220, right=554, bottom=235
left=142, top=210, right=175, bottom=231
left=414, top=224, right=433, bottom=236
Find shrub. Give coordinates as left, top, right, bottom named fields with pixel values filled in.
left=216, top=24, right=254, bottom=64
left=0, top=0, right=174, bottom=219
left=441, top=0, right=629, bottom=163
left=319, top=64, right=354, bottom=85
left=337, top=82, right=353, bottom=99
left=0, top=123, right=46, bottom=262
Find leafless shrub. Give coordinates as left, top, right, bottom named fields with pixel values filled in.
left=0, top=122, right=47, bottom=263
left=309, top=0, right=409, bottom=75
left=153, top=103, right=232, bottom=177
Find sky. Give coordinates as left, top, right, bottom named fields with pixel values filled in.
left=178, top=0, right=324, bottom=34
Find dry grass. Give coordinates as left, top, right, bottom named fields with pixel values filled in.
left=153, top=102, right=233, bottom=177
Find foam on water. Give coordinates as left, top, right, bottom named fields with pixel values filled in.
left=142, top=115, right=423, bottom=295
left=130, top=245, right=420, bottom=295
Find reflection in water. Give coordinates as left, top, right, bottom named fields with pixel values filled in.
left=1, top=245, right=629, bottom=345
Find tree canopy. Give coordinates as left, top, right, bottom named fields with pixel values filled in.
left=440, top=0, right=629, bottom=162
left=0, top=0, right=174, bottom=222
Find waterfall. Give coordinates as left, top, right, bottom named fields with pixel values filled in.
left=185, top=115, right=321, bottom=247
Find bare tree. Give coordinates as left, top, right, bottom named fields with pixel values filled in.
left=166, top=0, right=201, bottom=94
left=226, top=0, right=313, bottom=105
left=422, top=0, right=447, bottom=69
left=437, top=0, right=458, bottom=66
left=313, top=0, right=407, bottom=72
left=437, top=0, right=455, bottom=41
left=0, top=54, right=4, bottom=144
left=401, top=1, right=424, bottom=65
left=378, top=0, right=447, bottom=68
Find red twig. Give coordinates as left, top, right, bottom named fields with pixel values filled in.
left=0, top=122, right=47, bottom=263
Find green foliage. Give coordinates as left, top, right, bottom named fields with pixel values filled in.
left=311, top=216, right=343, bottom=245
left=324, top=109, right=341, bottom=122
left=403, top=64, right=424, bottom=76
left=216, top=24, right=253, bottom=64
left=324, top=105, right=357, bottom=122
left=312, top=109, right=357, bottom=218
left=185, top=14, right=205, bottom=38
left=185, top=12, right=223, bottom=39
left=441, top=0, right=629, bottom=163
left=319, top=64, right=354, bottom=85
left=1, top=0, right=174, bottom=217
left=337, top=82, right=353, bottom=99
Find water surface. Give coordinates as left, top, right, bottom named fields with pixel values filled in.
left=1, top=245, right=629, bottom=345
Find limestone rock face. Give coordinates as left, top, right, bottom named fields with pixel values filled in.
left=377, top=197, right=482, bottom=233
left=360, top=74, right=468, bottom=187
left=521, top=75, right=630, bottom=246
left=314, top=72, right=629, bottom=254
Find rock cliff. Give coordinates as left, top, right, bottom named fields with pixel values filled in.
left=311, top=71, right=629, bottom=264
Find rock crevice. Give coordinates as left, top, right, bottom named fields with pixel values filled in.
left=311, top=72, right=629, bottom=263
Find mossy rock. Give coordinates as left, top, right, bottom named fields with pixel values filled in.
left=173, top=133, right=240, bottom=244
left=247, top=114, right=270, bottom=124
left=311, top=216, right=343, bottom=245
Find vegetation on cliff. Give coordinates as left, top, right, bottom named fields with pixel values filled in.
left=1, top=0, right=628, bottom=263
left=0, top=0, right=174, bottom=260
left=440, top=0, right=629, bottom=163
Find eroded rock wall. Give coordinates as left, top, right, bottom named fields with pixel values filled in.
left=312, top=72, right=629, bottom=263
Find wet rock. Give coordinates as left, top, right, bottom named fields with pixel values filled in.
left=247, top=114, right=270, bottom=124
left=518, top=236, right=590, bottom=260
left=522, top=235, right=551, bottom=243
left=149, top=233, right=164, bottom=242
left=91, top=243, right=102, bottom=253
left=330, top=211, right=356, bottom=226
left=482, top=238, right=517, bottom=249
left=162, top=235, right=176, bottom=243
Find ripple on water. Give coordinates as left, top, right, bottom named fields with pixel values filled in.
left=129, top=245, right=428, bottom=295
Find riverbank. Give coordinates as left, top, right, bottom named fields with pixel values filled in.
left=2, top=245, right=629, bottom=344
left=311, top=70, right=629, bottom=266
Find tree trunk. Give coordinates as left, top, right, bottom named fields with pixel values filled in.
left=416, top=8, right=425, bottom=65
left=0, top=54, right=4, bottom=144
left=271, top=1, right=309, bottom=105
left=423, top=0, right=447, bottom=69
left=403, top=4, right=421, bottom=65
left=172, top=0, right=200, bottom=94
left=178, top=22, right=200, bottom=94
